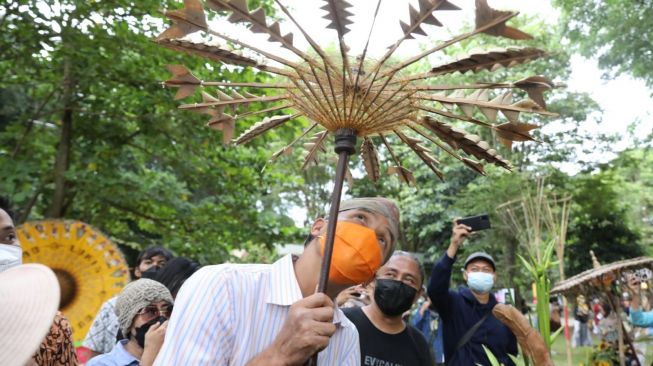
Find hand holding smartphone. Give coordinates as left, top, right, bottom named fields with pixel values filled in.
left=456, top=214, right=491, bottom=232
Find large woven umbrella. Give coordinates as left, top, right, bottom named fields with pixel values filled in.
left=17, top=220, right=130, bottom=343
left=551, top=253, right=653, bottom=366
left=156, top=1, right=557, bottom=363
left=551, top=256, right=653, bottom=297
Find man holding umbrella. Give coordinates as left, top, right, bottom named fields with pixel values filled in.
left=154, top=197, right=400, bottom=366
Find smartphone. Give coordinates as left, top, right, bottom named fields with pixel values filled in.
left=457, top=214, right=491, bottom=232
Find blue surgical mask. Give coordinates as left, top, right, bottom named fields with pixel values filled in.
left=466, top=272, right=494, bottom=294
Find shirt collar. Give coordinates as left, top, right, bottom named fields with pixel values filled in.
left=265, top=254, right=346, bottom=326
left=111, top=339, right=139, bottom=366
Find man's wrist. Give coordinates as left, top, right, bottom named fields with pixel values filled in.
left=248, top=347, right=288, bottom=366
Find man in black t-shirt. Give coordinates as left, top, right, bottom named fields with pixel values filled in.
left=344, top=251, right=435, bottom=366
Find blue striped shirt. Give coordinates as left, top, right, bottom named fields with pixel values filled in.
left=154, top=254, right=360, bottom=365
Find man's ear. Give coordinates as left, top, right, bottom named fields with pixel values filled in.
left=462, top=270, right=468, bottom=282
left=134, top=266, right=142, bottom=279
left=414, top=287, right=424, bottom=303
left=310, top=218, right=326, bottom=237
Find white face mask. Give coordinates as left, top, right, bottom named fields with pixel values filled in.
left=0, top=244, right=22, bottom=272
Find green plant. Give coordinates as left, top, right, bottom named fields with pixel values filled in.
left=587, top=341, right=619, bottom=366
left=518, top=239, right=563, bottom=348
left=479, top=345, right=526, bottom=366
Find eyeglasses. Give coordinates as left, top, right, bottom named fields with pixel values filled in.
left=136, top=304, right=173, bottom=322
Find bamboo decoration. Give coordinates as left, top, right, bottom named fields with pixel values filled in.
left=496, top=178, right=573, bottom=364
left=156, top=0, right=558, bottom=184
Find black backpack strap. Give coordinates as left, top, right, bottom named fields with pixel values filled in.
left=448, top=312, right=490, bottom=363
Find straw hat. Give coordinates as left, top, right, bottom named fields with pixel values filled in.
left=0, top=264, right=60, bottom=366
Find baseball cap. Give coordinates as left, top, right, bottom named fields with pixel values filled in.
left=463, top=251, right=496, bottom=271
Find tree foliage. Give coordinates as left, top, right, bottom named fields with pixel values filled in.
left=565, top=169, right=644, bottom=275
left=0, top=0, right=304, bottom=264
left=552, top=0, right=653, bottom=87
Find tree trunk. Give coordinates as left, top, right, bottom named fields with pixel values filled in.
left=49, top=56, right=74, bottom=218
left=19, top=187, right=42, bottom=224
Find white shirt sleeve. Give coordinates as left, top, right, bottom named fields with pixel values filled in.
left=154, top=266, right=235, bottom=365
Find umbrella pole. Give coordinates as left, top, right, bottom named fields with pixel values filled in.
left=562, top=296, right=573, bottom=366
left=308, top=128, right=357, bottom=366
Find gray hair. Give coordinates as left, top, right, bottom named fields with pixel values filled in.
left=390, top=251, right=425, bottom=286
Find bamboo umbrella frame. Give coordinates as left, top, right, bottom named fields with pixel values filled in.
left=155, top=1, right=559, bottom=363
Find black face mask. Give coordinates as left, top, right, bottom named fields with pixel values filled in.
left=140, top=266, right=160, bottom=279
left=374, top=278, right=418, bottom=317
left=133, top=316, right=166, bottom=348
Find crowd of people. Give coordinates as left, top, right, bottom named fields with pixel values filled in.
left=4, top=195, right=639, bottom=366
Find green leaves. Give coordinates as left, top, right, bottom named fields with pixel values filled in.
left=519, top=239, right=556, bottom=348
left=552, top=0, right=653, bottom=87
left=0, top=0, right=305, bottom=264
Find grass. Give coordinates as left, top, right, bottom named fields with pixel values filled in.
left=548, top=333, right=653, bottom=366
left=549, top=335, right=592, bottom=365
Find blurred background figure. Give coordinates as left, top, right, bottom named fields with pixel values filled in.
left=336, top=284, right=371, bottom=308
left=83, top=246, right=173, bottom=359
left=549, top=297, right=562, bottom=333
left=573, top=294, right=593, bottom=347
left=153, top=257, right=201, bottom=299
left=136, top=247, right=174, bottom=280
left=86, top=279, right=174, bottom=366
left=591, top=298, right=604, bottom=335
left=412, top=294, right=445, bottom=365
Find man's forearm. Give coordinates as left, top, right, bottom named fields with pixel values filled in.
left=446, top=242, right=458, bottom=259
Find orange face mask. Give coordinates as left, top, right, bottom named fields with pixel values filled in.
left=319, top=221, right=383, bottom=285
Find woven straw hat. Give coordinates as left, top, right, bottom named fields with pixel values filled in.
left=0, top=264, right=60, bottom=366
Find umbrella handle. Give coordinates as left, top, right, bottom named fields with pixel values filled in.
left=317, top=128, right=357, bottom=293
left=307, top=128, right=357, bottom=366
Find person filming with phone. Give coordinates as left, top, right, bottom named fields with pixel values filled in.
left=427, top=217, right=517, bottom=366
